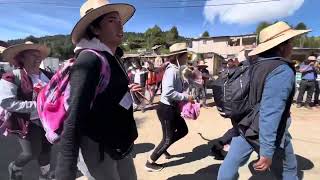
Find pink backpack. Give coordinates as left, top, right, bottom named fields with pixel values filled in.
left=179, top=102, right=201, bottom=120
left=37, top=49, right=110, bottom=144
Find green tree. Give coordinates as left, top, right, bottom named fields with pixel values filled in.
left=145, top=25, right=164, bottom=49
left=294, top=22, right=308, bottom=47
left=201, top=31, right=210, bottom=38
left=295, top=22, right=307, bottom=30
left=25, top=35, right=39, bottom=43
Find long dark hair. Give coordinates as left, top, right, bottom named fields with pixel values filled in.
left=85, top=14, right=108, bottom=40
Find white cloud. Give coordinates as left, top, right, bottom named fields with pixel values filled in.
left=203, top=0, right=304, bottom=24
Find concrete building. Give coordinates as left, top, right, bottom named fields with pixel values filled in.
left=187, top=34, right=257, bottom=60
left=187, top=34, right=257, bottom=74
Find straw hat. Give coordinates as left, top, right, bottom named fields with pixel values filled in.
left=0, top=46, right=6, bottom=54
left=307, top=56, right=316, bottom=61
left=249, top=21, right=310, bottom=56
left=152, top=45, right=162, bottom=50
left=197, top=60, right=208, bottom=68
left=2, top=41, right=50, bottom=63
left=167, top=43, right=188, bottom=56
left=71, top=0, right=135, bottom=44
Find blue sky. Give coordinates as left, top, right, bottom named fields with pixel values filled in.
left=0, top=0, right=319, bottom=41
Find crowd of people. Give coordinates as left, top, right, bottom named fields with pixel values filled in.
left=0, top=0, right=318, bottom=180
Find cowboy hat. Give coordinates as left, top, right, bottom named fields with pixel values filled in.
left=197, top=60, right=208, bottom=68
left=167, top=43, right=188, bottom=56
left=152, top=45, right=162, bottom=50
left=71, top=0, right=135, bottom=44
left=307, top=56, right=316, bottom=61
left=0, top=46, right=6, bottom=54
left=249, top=21, right=311, bottom=56
left=2, top=41, right=50, bottom=63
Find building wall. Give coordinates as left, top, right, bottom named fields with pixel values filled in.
left=188, top=35, right=257, bottom=59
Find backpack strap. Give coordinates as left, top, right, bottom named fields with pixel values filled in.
left=79, top=49, right=111, bottom=108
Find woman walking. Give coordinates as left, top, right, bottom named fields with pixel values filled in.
left=0, top=41, right=54, bottom=180
left=145, top=43, right=193, bottom=172
left=55, top=0, right=140, bottom=179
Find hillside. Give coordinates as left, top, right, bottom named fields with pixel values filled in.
left=7, top=25, right=187, bottom=60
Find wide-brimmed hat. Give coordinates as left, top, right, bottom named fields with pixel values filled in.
left=167, top=43, right=188, bottom=56
left=152, top=45, right=162, bottom=50
left=308, top=56, right=316, bottom=61
left=71, top=0, right=135, bottom=45
left=0, top=46, right=6, bottom=54
left=197, top=60, right=208, bottom=68
left=2, top=41, right=50, bottom=63
left=249, top=21, right=311, bottom=56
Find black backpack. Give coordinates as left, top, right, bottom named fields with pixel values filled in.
left=209, top=57, right=291, bottom=122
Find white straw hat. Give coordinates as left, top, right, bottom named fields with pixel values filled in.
left=71, top=0, right=135, bottom=44
left=167, top=43, right=188, bottom=56
left=249, top=21, right=310, bottom=56
left=2, top=41, right=50, bottom=63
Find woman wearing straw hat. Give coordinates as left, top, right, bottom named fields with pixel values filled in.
left=55, top=0, right=139, bottom=180
left=0, top=41, right=9, bottom=76
left=145, top=43, right=193, bottom=172
left=196, top=60, right=210, bottom=107
left=217, top=21, right=310, bottom=180
left=0, top=41, right=54, bottom=180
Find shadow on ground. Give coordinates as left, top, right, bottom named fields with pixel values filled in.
left=163, top=142, right=212, bottom=168
left=167, top=154, right=314, bottom=180
left=134, top=116, right=147, bottom=128
left=167, top=164, right=221, bottom=180
left=132, top=143, right=155, bottom=157
left=248, top=154, right=314, bottom=180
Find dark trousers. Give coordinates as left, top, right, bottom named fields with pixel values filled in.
left=297, top=80, right=316, bottom=105
left=15, top=123, right=52, bottom=167
left=314, top=81, right=320, bottom=104
left=150, top=102, right=188, bottom=162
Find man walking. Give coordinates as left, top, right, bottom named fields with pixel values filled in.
left=297, top=56, right=317, bottom=108
left=217, top=21, right=310, bottom=180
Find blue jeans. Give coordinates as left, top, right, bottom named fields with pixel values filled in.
left=217, top=136, right=298, bottom=180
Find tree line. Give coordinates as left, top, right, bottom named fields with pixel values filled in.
left=5, top=22, right=319, bottom=60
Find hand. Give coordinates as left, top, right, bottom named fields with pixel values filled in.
left=188, top=95, right=194, bottom=103
left=128, top=83, right=142, bottom=93
left=253, top=156, right=272, bottom=172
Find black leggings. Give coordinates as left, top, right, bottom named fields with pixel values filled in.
left=14, top=123, right=52, bottom=167
left=150, top=103, right=188, bottom=162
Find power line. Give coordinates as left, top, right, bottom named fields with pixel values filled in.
left=147, top=0, right=281, bottom=9
left=0, top=0, right=281, bottom=9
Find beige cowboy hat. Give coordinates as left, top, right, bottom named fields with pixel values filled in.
left=152, top=45, right=162, bottom=50
left=2, top=41, right=50, bottom=63
left=197, top=60, right=208, bottom=68
left=167, top=42, right=188, bottom=56
left=0, top=46, right=6, bottom=54
left=307, top=56, right=316, bottom=61
left=249, top=21, right=311, bottom=56
left=71, top=0, right=135, bottom=44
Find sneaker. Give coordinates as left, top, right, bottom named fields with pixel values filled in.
left=145, top=161, right=164, bottom=172
left=296, top=104, right=302, bottom=108
left=8, top=162, right=22, bottom=180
